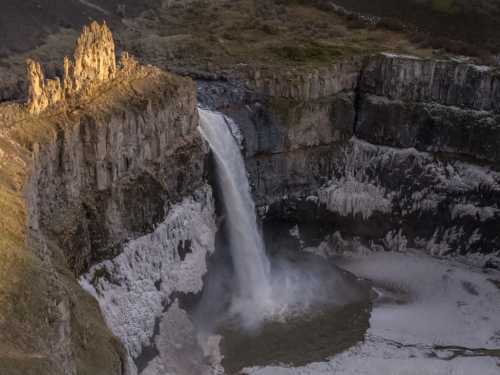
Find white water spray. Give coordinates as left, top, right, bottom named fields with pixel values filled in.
left=198, top=108, right=272, bottom=320
left=198, top=108, right=360, bottom=330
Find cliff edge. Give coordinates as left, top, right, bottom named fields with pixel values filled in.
left=0, top=21, right=202, bottom=375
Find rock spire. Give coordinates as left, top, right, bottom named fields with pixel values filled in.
left=26, top=21, right=118, bottom=114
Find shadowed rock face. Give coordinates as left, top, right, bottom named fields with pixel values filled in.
left=361, top=54, right=500, bottom=113
left=357, top=55, right=500, bottom=162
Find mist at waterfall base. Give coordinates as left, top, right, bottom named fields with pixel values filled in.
left=196, top=108, right=362, bottom=333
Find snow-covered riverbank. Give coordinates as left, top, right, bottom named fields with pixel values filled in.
left=244, top=251, right=500, bottom=375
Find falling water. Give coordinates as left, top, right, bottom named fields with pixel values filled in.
left=198, top=108, right=272, bottom=319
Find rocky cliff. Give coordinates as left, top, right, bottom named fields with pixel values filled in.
left=0, top=22, right=212, bottom=375
left=201, top=53, right=500, bottom=257
left=357, top=54, right=500, bottom=162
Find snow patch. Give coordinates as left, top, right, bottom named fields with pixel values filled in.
left=318, top=177, right=392, bottom=219
left=451, top=204, right=500, bottom=222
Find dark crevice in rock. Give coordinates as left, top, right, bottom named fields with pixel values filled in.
left=351, top=56, right=368, bottom=136
left=177, top=239, right=193, bottom=261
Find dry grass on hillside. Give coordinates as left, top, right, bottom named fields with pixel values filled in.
left=119, top=0, right=433, bottom=74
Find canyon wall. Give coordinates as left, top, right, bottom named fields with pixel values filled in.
left=1, top=16, right=499, bottom=375
left=202, top=53, right=500, bottom=256
left=358, top=54, right=500, bottom=163
left=27, top=65, right=204, bottom=275
left=0, top=22, right=214, bottom=375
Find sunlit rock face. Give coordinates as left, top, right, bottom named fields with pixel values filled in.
left=26, top=58, right=64, bottom=114
left=69, top=21, right=117, bottom=93
left=26, top=21, right=117, bottom=114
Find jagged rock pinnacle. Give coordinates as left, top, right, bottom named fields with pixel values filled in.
left=71, top=21, right=117, bottom=94
left=26, top=59, right=63, bottom=115
left=26, top=21, right=119, bottom=115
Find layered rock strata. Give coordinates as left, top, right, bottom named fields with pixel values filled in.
left=201, top=53, right=500, bottom=256
left=81, top=187, right=216, bottom=375
left=357, top=54, right=500, bottom=162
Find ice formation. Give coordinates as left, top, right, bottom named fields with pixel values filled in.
left=80, top=186, right=216, bottom=372
left=318, top=177, right=392, bottom=219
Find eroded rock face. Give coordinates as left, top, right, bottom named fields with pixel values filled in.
left=201, top=53, right=500, bottom=255
left=28, top=74, right=203, bottom=275
left=26, top=21, right=118, bottom=114
left=358, top=54, right=500, bottom=162
left=362, top=54, right=500, bottom=113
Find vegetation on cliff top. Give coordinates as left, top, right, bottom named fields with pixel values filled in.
left=0, top=0, right=432, bottom=91
left=120, top=0, right=432, bottom=75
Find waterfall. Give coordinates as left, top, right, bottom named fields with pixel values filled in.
left=198, top=108, right=272, bottom=318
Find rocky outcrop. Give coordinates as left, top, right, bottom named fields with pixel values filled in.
left=26, top=59, right=64, bottom=114
left=357, top=54, right=500, bottom=162
left=67, top=22, right=116, bottom=94
left=26, top=21, right=117, bottom=114
left=28, top=71, right=203, bottom=274
left=0, top=21, right=210, bottom=375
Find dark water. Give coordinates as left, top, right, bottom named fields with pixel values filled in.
left=194, top=216, right=373, bottom=375
left=213, top=244, right=373, bottom=374
left=219, top=300, right=371, bottom=374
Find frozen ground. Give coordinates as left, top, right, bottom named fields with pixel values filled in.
left=244, top=251, right=500, bottom=375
